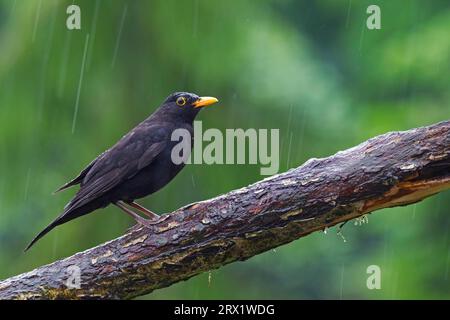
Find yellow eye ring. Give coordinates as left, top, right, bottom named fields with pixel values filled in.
left=176, top=96, right=187, bottom=106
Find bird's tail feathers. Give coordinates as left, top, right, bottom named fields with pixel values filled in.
left=24, top=216, right=62, bottom=252
left=24, top=204, right=88, bottom=252
left=53, top=179, right=80, bottom=194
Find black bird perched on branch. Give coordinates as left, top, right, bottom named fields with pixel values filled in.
left=25, top=92, right=219, bottom=251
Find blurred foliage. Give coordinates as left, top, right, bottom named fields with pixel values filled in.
left=0, top=0, right=449, bottom=299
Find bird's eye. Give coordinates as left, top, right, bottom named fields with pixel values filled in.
left=176, top=96, right=187, bottom=106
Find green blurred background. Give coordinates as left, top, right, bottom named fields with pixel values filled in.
left=0, top=0, right=449, bottom=299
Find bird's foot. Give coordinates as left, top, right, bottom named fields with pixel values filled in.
left=135, top=214, right=170, bottom=228
left=115, top=201, right=159, bottom=228
left=135, top=216, right=161, bottom=228
left=115, top=201, right=171, bottom=229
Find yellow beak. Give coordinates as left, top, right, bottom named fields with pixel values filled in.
left=193, top=96, right=219, bottom=108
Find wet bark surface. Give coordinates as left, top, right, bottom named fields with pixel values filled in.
left=1, top=120, right=449, bottom=299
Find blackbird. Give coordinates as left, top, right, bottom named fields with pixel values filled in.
left=25, top=92, right=218, bottom=251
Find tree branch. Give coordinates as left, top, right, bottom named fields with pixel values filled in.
left=1, top=121, right=449, bottom=299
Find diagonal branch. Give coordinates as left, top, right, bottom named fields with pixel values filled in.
left=1, top=120, right=449, bottom=299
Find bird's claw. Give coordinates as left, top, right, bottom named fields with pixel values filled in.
left=137, top=214, right=170, bottom=228
left=137, top=220, right=159, bottom=228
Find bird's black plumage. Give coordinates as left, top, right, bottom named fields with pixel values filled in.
left=25, top=92, right=218, bottom=250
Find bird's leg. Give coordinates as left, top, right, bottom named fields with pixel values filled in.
left=127, top=201, right=159, bottom=220
left=114, top=201, right=159, bottom=228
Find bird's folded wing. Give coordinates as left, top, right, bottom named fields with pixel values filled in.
left=53, top=151, right=108, bottom=193
left=65, top=124, right=169, bottom=211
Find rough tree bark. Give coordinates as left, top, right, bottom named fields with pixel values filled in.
left=0, top=120, right=449, bottom=299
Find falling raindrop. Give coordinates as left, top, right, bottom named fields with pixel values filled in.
left=444, top=226, right=450, bottom=281
left=345, top=0, right=352, bottom=28
left=286, top=132, right=293, bottom=169
left=445, top=247, right=450, bottom=281
left=284, top=104, right=293, bottom=170
left=32, top=0, right=42, bottom=43
left=358, top=18, right=366, bottom=54
left=112, top=4, right=128, bottom=68
left=208, top=270, right=212, bottom=287
left=72, top=33, right=90, bottom=134
left=24, top=168, right=31, bottom=200
left=390, top=271, right=399, bottom=299
left=52, top=229, right=59, bottom=261
left=86, top=0, right=102, bottom=71
left=297, top=106, right=307, bottom=160
left=339, top=264, right=345, bottom=299
left=0, top=183, right=4, bottom=221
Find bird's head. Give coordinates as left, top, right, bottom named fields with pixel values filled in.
left=157, top=92, right=219, bottom=122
